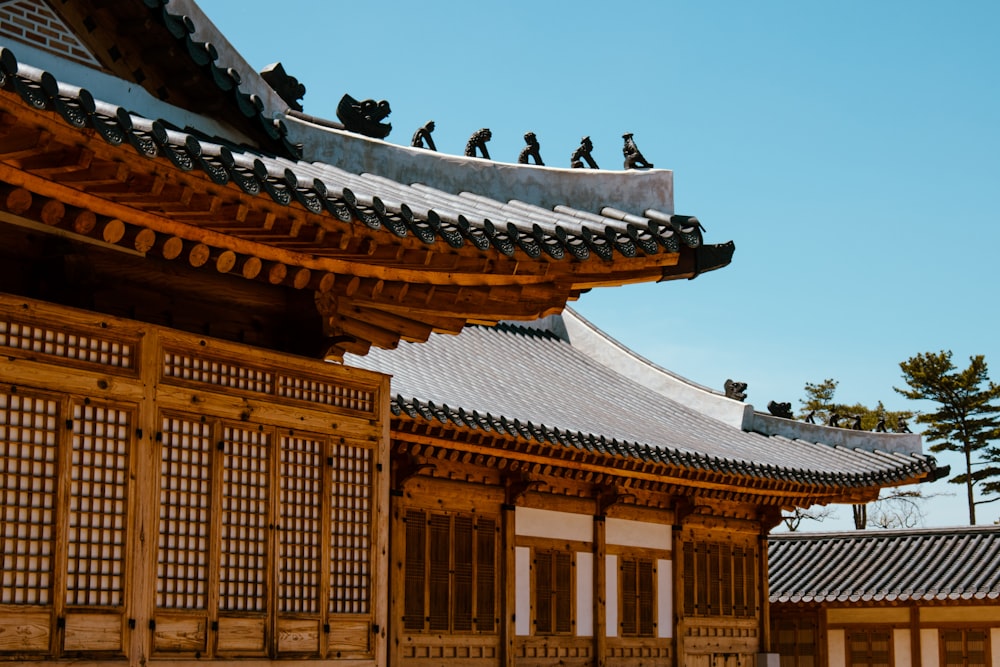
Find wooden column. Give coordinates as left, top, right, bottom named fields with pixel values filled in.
left=500, top=504, right=517, bottom=667
left=818, top=608, right=829, bottom=667
left=127, top=329, right=161, bottom=662
left=759, top=531, right=771, bottom=654
left=373, top=376, right=391, bottom=667
left=673, top=524, right=685, bottom=667
left=910, top=606, right=922, bottom=667
left=593, top=514, right=607, bottom=667
left=387, top=490, right=403, bottom=667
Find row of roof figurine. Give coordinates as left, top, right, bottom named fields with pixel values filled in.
left=333, top=93, right=655, bottom=170
left=766, top=400, right=913, bottom=433
left=412, top=122, right=654, bottom=171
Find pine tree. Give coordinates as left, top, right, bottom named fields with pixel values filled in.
left=895, top=351, right=1000, bottom=524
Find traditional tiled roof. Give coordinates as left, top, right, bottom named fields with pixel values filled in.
left=347, top=310, right=942, bottom=496
left=0, top=35, right=734, bottom=356
left=769, top=526, right=1000, bottom=604
left=0, top=46, right=717, bottom=265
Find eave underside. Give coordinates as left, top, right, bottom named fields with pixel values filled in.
left=0, top=90, right=714, bottom=358
left=388, top=415, right=905, bottom=510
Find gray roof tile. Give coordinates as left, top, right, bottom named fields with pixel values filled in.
left=769, top=526, right=1000, bottom=603
left=348, top=314, right=939, bottom=488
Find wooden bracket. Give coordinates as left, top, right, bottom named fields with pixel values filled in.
left=504, top=472, right=543, bottom=505
left=393, top=454, right=434, bottom=489
left=596, top=485, right=636, bottom=515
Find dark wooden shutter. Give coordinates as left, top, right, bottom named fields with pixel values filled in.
left=534, top=551, right=552, bottom=634
left=621, top=558, right=637, bottom=635
left=732, top=546, right=746, bottom=616
left=745, top=545, right=757, bottom=617
left=966, top=629, right=988, bottom=667
left=403, top=510, right=426, bottom=631
left=554, top=552, right=572, bottom=634
left=869, top=629, right=891, bottom=667
left=707, top=543, right=720, bottom=615
left=475, top=518, right=496, bottom=633
left=695, top=544, right=708, bottom=616
left=720, top=544, right=733, bottom=616
left=682, top=542, right=695, bottom=615
left=452, top=515, right=474, bottom=631
left=637, top=559, right=654, bottom=636
left=428, top=514, right=451, bottom=631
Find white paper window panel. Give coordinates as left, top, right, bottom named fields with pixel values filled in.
left=515, top=506, right=591, bottom=542
left=515, top=546, right=530, bottom=636
left=575, top=551, right=593, bottom=637
left=606, top=517, right=671, bottom=551
left=657, top=559, right=672, bottom=638
left=605, top=554, right=617, bottom=638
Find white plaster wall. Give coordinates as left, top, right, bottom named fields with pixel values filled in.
left=893, top=629, right=911, bottom=667
left=920, top=629, right=940, bottom=667
left=828, top=629, right=846, bottom=667
left=605, top=554, right=618, bottom=638
left=606, top=517, right=671, bottom=550
left=576, top=552, right=593, bottom=637
left=515, top=546, right=531, bottom=636
left=515, top=507, right=592, bottom=542
left=657, top=559, right=672, bottom=639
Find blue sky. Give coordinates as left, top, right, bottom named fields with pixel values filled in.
left=198, top=1, right=1000, bottom=527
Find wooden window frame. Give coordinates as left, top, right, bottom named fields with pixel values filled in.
left=619, top=554, right=656, bottom=638
left=682, top=540, right=757, bottom=618
left=155, top=413, right=376, bottom=658
left=773, top=613, right=819, bottom=667
left=402, top=508, right=498, bottom=635
left=0, top=386, right=135, bottom=657
left=941, top=627, right=991, bottom=667
left=845, top=626, right=893, bottom=667
left=533, top=547, right=575, bottom=636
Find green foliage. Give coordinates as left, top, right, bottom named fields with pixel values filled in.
left=895, top=350, right=1000, bottom=524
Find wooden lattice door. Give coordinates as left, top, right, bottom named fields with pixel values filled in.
left=0, top=389, right=134, bottom=657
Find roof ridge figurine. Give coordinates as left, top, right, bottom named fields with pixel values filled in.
left=337, top=93, right=392, bottom=139
left=259, top=61, right=305, bottom=112
left=570, top=136, right=599, bottom=169
left=517, top=131, right=544, bottom=166
left=410, top=120, right=436, bottom=151
left=464, top=128, right=492, bottom=159
left=622, top=132, right=653, bottom=169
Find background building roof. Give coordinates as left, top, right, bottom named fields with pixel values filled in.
left=769, top=525, right=1000, bottom=604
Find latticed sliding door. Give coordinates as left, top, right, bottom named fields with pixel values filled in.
left=0, top=389, right=133, bottom=657
left=155, top=414, right=375, bottom=659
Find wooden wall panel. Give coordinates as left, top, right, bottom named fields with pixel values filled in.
left=0, top=612, right=50, bottom=652
left=0, top=295, right=387, bottom=665
left=151, top=615, right=206, bottom=654
left=62, top=612, right=122, bottom=653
